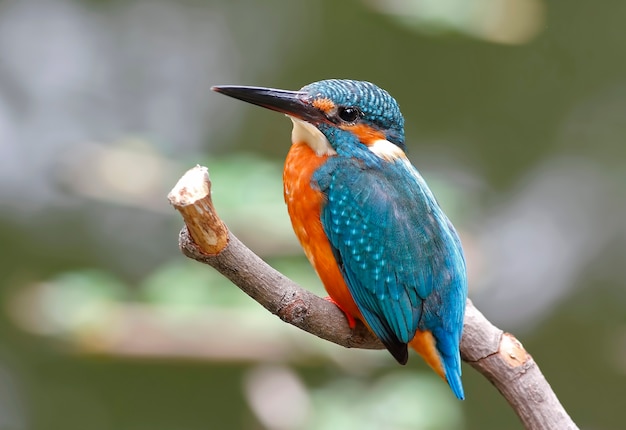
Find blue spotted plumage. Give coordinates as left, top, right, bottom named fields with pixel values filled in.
left=212, top=79, right=468, bottom=400
left=313, top=131, right=467, bottom=399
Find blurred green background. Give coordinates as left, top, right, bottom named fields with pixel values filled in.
left=1, top=0, right=625, bottom=429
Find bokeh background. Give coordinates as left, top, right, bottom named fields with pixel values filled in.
left=1, top=0, right=625, bottom=429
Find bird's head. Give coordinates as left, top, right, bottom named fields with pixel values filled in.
left=212, top=79, right=406, bottom=159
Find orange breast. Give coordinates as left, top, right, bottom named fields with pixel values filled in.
left=283, top=143, right=363, bottom=321
left=284, top=144, right=446, bottom=381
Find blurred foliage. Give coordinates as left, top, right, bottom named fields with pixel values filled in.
left=1, top=0, right=625, bottom=429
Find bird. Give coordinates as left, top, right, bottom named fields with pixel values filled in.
left=212, top=79, right=468, bottom=399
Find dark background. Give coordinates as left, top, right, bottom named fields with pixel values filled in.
left=1, top=0, right=625, bottom=429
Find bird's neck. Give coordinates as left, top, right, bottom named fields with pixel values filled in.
left=317, top=123, right=406, bottom=164
left=289, top=118, right=407, bottom=168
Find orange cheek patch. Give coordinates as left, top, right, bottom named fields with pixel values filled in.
left=341, top=123, right=386, bottom=144
left=312, top=97, right=336, bottom=114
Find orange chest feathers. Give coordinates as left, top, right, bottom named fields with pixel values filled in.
left=282, top=143, right=362, bottom=320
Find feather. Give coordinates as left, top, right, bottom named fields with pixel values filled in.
left=315, top=154, right=467, bottom=385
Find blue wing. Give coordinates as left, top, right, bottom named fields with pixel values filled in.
left=314, top=155, right=467, bottom=374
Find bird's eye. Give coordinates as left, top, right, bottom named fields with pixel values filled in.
left=337, top=106, right=361, bottom=123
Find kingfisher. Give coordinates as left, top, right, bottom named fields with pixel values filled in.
left=212, top=79, right=467, bottom=399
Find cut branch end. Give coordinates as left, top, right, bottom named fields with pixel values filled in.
left=168, top=165, right=228, bottom=254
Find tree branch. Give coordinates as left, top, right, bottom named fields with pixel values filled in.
left=168, top=165, right=578, bottom=430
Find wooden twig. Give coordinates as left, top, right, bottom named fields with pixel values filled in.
left=168, top=165, right=578, bottom=430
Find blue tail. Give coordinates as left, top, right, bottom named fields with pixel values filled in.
left=434, top=327, right=465, bottom=400
left=443, top=352, right=464, bottom=400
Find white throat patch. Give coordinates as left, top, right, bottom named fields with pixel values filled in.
left=289, top=117, right=336, bottom=156
left=369, top=139, right=407, bottom=161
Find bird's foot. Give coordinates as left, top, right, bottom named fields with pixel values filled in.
left=323, top=296, right=357, bottom=329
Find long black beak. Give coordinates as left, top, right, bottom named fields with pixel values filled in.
left=211, top=85, right=327, bottom=124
